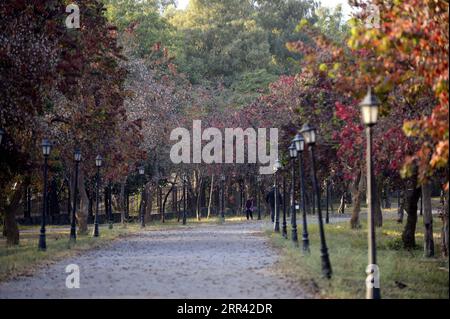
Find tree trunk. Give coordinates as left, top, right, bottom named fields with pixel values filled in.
left=282, top=176, right=288, bottom=218
left=88, top=186, right=93, bottom=220
left=77, top=171, right=89, bottom=234
left=338, top=192, right=346, bottom=215
left=157, top=185, right=162, bottom=220
left=402, top=179, right=421, bottom=249
left=174, top=186, right=178, bottom=215
left=440, top=190, right=449, bottom=257
left=329, top=183, right=334, bottom=212
left=146, top=183, right=153, bottom=223
left=422, top=182, right=434, bottom=257
left=140, top=183, right=152, bottom=223
left=119, top=182, right=126, bottom=224
left=196, top=176, right=203, bottom=221
left=162, top=184, right=175, bottom=220
left=350, top=170, right=363, bottom=229
left=3, top=180, right=23, bottom=245
left=24, top=182, right=32, bottom=220
left=374, top=180, right=383, bottom=227
left=66, top=179, right=71, bottom=222
left=207, top=175, right=214, bottom=218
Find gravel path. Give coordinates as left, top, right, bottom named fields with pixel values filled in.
left=0, top=221, right=310, bottom=299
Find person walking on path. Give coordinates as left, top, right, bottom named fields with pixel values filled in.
left=265, top=186, right=282, bottom=223
left=245, top=198, right=254, bottom=220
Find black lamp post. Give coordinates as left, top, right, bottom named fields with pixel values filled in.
left=0, top=128, right=4, bottom=145
left=108, top=182, right=114, bottom=229
left=300, top=124, right=332, bottom=278
left=293, top=133, right=310, bottom=253
left=220, top=174, right=226, bottom=221
left=360, top=87, right=381, bottom=299
left=281, top=172, right=288, bottom=239
left=38, top=139, right=52, bottom=251
left=325, top=180, right=330, bottom=224
left=138, top=166, right=146, bottom=228
left=93, top=155, right=102, bottom=237
left=256, top=175, right=261, bottom=220
left=70, top=149, right=81, bottom=242
left=182, top=173, right=187, bottom=225
left=273, top=159, right=282, bottom=232
left=289, top=143, right=298, bottom=244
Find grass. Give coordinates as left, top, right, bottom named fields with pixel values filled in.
left=0, top=215, right=249, bottom=283
left=267, top=216, right=449, bottom=299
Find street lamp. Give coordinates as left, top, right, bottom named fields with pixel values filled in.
left=107, top=182, right=114, bottom=230
left=360, top=87, right=381, bottom=299
left=38, top=139, right=52, bottom=251
left=293, top=133, right=310, bottom=253
left=289, top=143, right=298, bottom=244
left=182, top=173, right=187, bottom=225
left=70, top=149, right=81, bottom=242
left=0, top=128, right=4, bottom=145
left=220, top=174, right=226, bottom=221
left=325, top=179, right=330, bottom=224
left=300, top=124, right=332, bottom=278
left=256, top=175, right=262, bottom=220
left=138, top=166, right=146, bottom=228
left=273, top=159, right=282, bottom=233
left=93, top=155, right=103, bottom=237
left=281, top=168, right=288, bottom=239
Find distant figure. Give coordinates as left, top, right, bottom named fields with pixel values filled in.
left=265, top=186, right=283, bottom=223
left=245, top=198, right=254, bottom=220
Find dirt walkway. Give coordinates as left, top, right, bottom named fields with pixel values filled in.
left=0, top=221, right=310, bottom=299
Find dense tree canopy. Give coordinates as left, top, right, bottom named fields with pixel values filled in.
left=0, top=0, right=448, bottom=255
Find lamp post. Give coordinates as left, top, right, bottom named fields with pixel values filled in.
left=139, top=166, right=145, bottom=228
left=325, top=179, right=330, bottom=224
left=273, top=160, right=282, bottom=233
left=360, top=87, right=381, bottom=299
left=220, top=174, right=226, bottom=221
left=256, top=175, right=261, bottom=220
left=70, top=149, right=81, bottom=242
left=0, top=128, right=4, bottom=145
left=108, top=182, right=113, bottom=229
left=93, top=155, right=102, bottom=237
left=293, top=133, right=310, bottom=253
left=289, top=143, right=298, bottom=244
left=300, top=124, right=332, bottom=278
left=182, top=173, right=187, bottom=225
left=38, top=139, right=52, bottom=251
left=282, top=172, right=288, bottom=238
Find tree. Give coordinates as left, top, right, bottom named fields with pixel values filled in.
left=291, top=1, right=448, bottom=247
left=347, top=0, right=448, bottom=250
left=0, top=0, right=144, bottom=242
left=0, top=0, right=65, bottom=244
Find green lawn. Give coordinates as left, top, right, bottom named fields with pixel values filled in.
left=268, top=217, right=449, bottom=299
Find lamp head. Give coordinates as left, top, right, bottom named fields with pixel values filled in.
left=74, top=149, right=81, bottom=162
left=289, top=143, right=298, bottom=159
left=300, top=123, right=317, bottom=145
left=41, top=139, right=52, bottom=156
left=95, top=155, right=103, bottom=167
left=359, top=87, right=380, bottom=126
left=293, top=133, right=304, bottom=152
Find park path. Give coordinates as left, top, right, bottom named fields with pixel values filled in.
left=0, top=221, right=310, bottom=299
